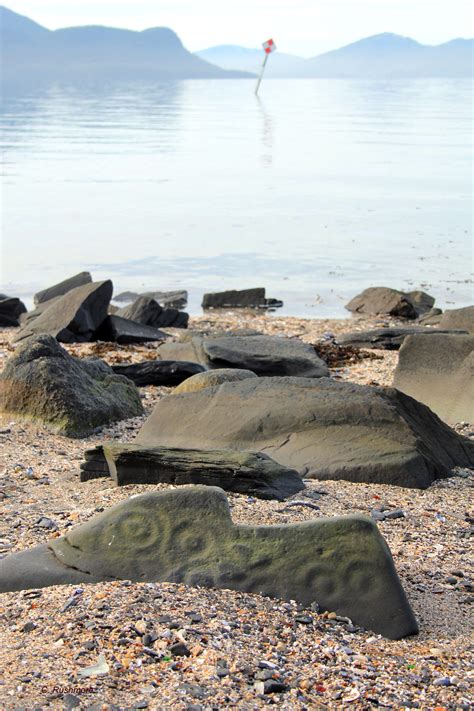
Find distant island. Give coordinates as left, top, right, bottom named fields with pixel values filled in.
left=1, top=5, right=472, bottom=81
left=198, top=34, right=474, bottom=79
left=0, top=5, right=251, bottom=80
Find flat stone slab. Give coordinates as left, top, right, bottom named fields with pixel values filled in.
left=393, top=333, right=474, bottom=424
left=0, top=334, right=143, bottom=437
left=0, top=486, right=418, bottom=639
left=112, top=360, right=205, bottom=386
left=337, top=327, right=467, bottom=350
left=95, top=315, right=168, bottom=344
left=159, top=335, right=329, bottom=378
left=34, top=271, right=92, bottom=305
left=14, top=280, right=112, bottom=343
left=136, top=377, right=474, bottom=488
left=115, top=290, right=188, bottom=309
left=202, top=288, right=282, bottom=310
left=80, top=444, right=305, bottom=500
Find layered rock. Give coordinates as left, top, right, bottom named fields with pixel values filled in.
left=112, top=360, right=205, bottom=386
left=80, top=444, right=305, bottom=500
left=0, top=334, right=143, bottom=437
left=393, top=333, right=474, bottom=424
left=0, top=486, right=418, bottom=639
left=337, top=327, right=467, bottom=350
left=136, top=377, right=474, bottom=488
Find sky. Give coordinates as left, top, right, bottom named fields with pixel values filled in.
left=3, top=0, right=473, bottom=57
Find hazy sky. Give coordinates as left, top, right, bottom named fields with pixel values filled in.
left=4, top=0, right=473, bottom=56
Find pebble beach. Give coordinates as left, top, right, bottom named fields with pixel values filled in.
left=0, top=312, right=472, bottom=710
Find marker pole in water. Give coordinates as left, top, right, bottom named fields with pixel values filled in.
left=255, top=52, right=269, bottom=95
left=255, top=39, right=276, bottom=95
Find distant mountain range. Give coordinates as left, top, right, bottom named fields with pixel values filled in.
left=198, top=34, right=474, bottom=78
left=0, top=5, right=250, bottom=80
left=1, top=5, right=472, bottom=82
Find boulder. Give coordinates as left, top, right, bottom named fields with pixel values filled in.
left=112, top=360, right=205, bottom=386
left=0, top=334, right=143, bottom=437
left=80, top=444, right=305, bottom=500
left=202, top=288, right=282, bottom=310
left=417, top=308, right=443, bottom=325
left=117, top=296, right=188, bottom=329
left=393, top=334, right=474, bottom=424
left=14, top=280, right=113, bottom=343
left=175, top=368, right=257, bottom=394
left=95, top=315, right=168, bottom=344
left=0, top=297, right=27, bottom=327
left=115, top=290, right=188, bottom=309
left=438, top=306, right=474, bottom=334
left=136, top=377, right=474, bottom=488
left=0, top=486, right=418, bottom=639
left=19, top=296, right=62, bottom=326
left=34, top=271, right=92, bottom=305
left=345, top=287, right=435, bottom=319
left=159, top=335, right=329, bottom=378
left=337, top=327, right=467, bottom=350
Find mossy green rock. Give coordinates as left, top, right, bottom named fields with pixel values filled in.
left=0, top=486, right=418, bottom=639
left=0, top=334, right=143, bottom=437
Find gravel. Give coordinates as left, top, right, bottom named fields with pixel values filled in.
left=0, top=315, right=472, bottom=709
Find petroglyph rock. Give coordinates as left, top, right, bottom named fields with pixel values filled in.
left=0, top=486, right=418, bottom=639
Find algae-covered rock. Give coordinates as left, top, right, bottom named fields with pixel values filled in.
left=0, top=486, right=418, bottom=639
left=0, top=334, right=143, bottom=437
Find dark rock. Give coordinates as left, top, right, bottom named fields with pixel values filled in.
left=79, top=443, right=305, bottom=500
left=117, top=295, right=189, bottom=329
left=0, top=297, right=27, bottom=327
left=0, top=334, right=143, bottom=437
left=95, top=315, right=168, bottom=344
left=170, top=642, right=191, bottom=657
left=337, top=327, right=467, bottom=350
left=262, top=680, right=289, bottom=694
left=0, top=486, right=419, bottom=639
left=19, top=296, right=62, bottom=327
left=136, top=377, right=474, bottom=488
left=34, top=271, right=92, bottom=305
left=112, top=360, right=205, bottom=386
left=345, top=287, right=435, bottom=319
left=202, top=288, right=282, bottom=310
left=159, top=335, right=329, bottom=378
left=174, top=368, right=257, bottom=394
left=393, top=333, right=474, bottom=424
left=14, top=280, right=112, bottom=343
left=439, top=305, right=474, bottom=333
left=21, top=621, right=37, bottom=633
left=115, top=290, right=188, bottom=309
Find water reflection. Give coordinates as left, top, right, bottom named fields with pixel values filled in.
left=255, top=95, right=274, bottom=167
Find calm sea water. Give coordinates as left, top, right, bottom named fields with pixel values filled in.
left=1, top=79, right=472, bottom=316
